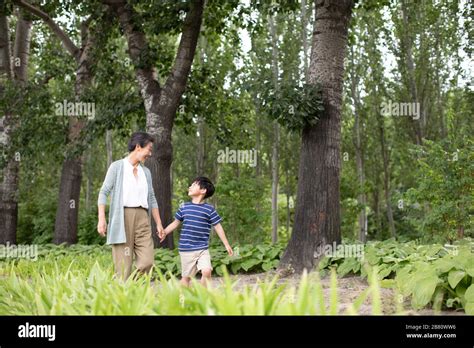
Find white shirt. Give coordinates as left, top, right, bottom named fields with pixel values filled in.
left=122, top=157, right=148, bottom=209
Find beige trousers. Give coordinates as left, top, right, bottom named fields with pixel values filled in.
left=112, top=207, right=154, bottom=280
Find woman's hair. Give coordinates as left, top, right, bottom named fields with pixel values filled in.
left=128, top=132, right=155, bottom=152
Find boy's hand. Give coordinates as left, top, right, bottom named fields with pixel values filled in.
left=225, top=244, right=233, bottom=256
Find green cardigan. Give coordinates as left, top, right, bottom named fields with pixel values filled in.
left=98, top=158, right=158, bottom=245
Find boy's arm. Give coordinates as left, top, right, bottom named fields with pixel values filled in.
left=159, top=219, right=181, bottom=242
left=213, top=223, right=233, bottom=256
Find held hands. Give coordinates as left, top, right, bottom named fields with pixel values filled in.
left=156, top=224, right=164, bottom=239
left=157, top=226, right=167, bottom=243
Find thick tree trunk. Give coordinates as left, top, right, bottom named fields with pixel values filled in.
left=279, top=0, right=354, bottom=273
left=109, top=0, right=204, bottom=248
left=0, top=13, right=32, bottom=245
left=53, top=23, right=95, bottom=244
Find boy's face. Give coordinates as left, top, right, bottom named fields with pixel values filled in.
left=188, top=181, right=206, bottom=197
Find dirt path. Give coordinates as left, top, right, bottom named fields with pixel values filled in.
left=209, top=271, right=465, bottom=315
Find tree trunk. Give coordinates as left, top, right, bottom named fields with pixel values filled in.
left=109, top=0, right=204, bottom=248
left=349, top=46, right=367, bottom=242
left=85, top=148, right=92, bottom=211
left=376, top=104, right=396, bottom=238
left=53, top=22, right=95, bottom=245
left=400, top=1, right=423, bottom=145
left=0, top=13, right=32, bottom=245
left=269, top=14, right=280, bottom=244
left=106, top=129, right=113, bottom=167
left=279, top=0, right=354, bottom=273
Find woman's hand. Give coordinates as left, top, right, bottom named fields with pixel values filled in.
left=97, top=218, right=107, bottom=237
left=159, top=230, right=168, bottom=243
left=156, top=225, right=164, bottom=239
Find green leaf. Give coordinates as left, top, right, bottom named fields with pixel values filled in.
left=465, top=302, right=474, bottom=315
left=262, top=262, right=273, bottom=272
left=411, top=275, right=439, bottom=308
left=230, top=262, right=241, bottom=274
left=241, top=259, right=260, bottom=272
left=447, top=270, right=466, bottom=289
left=465, top=284, right=474, bottom=302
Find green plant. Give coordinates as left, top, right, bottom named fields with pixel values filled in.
left=318, top=238, right=474, bottom=313
left=0, top=260, right=391, bottom=315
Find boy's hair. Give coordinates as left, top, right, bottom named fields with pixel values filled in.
left=128, top=132, right=155, bottom=152
left=193, top=176, right=215, bottom=199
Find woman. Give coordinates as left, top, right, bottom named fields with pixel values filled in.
left=97, top=131, right=164, bottom=280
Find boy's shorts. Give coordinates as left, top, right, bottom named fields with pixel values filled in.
left=179, top=249, right=213, bottom=277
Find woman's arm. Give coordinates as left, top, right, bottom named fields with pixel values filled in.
left=97, top=163, right=116, bottom=236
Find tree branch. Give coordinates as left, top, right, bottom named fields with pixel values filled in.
left=164, top=0, right=204, bottom=96
left=14, top=0, right=80, bottom=60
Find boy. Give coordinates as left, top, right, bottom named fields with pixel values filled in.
left=159, top=177, right=233, bottom=287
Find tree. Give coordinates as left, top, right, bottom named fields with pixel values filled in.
left=279, top=0, right=354, bottom=273
left=15, top=0, right=111, bottom=244
left=0, top=5, right=32, bottom=244
left=105, top=0, right=204, bottom=248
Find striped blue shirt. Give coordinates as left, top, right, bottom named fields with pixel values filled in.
left=175, top=202, right=222, bottom=252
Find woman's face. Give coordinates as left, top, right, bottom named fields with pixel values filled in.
left=137, top=142, right=153, bottom=162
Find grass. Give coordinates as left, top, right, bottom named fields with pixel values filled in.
left=0, top=249, right=390, bottom=315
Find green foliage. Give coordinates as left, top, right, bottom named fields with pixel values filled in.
left=78, top=209, right=105, bottom=245
left=0, top=242, right=284, bottom=279
left=0, top=258, right=388, bottom=315
left=213, top=166, right=271, bottom=244
left=266, top=82, right=324, bottom=132
left=152, top=242, right=285, bottom=277
left=319, top=239, right=474, bottom=313
left=402, top=139, right=473, bottom=242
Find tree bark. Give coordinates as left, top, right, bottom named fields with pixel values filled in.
left=0, top=11, right=32, bottom=245
left=279, top=0, right=354, bottom=273
left=108, top=0, right=204, bottom=248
